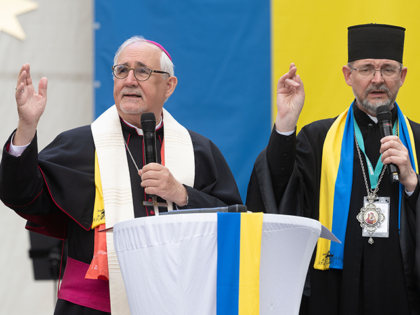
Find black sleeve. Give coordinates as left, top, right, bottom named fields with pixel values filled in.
left=405, top=174, right=420, bottom=213
left=0, top=131, right=58, bottom=215
left=246, top=119, right=333, bottom=218
left=246, top=125, right=299, bottom=213
left=267, top=126, right=296, bottom=206
left=178, top=131, right=243, bottom=209
left=0, top=127, right=95, bottom=234
left=246, top=125, right=298, bottom=213
left=246, top=166, right=266, bottom=212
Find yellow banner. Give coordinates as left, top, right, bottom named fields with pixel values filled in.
left=271, top=0, right=420, bottom=131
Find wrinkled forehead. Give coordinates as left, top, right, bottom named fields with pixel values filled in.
left=117, top=42, right=162, bottom=67
left=353, top=59, right=401, bottom=68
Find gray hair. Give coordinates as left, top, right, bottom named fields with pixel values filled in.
left=113, top=36, right=174, bottom=77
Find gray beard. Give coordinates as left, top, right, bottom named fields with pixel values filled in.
left=353, top=84, right=397, bottom=116
left=358, top=98, right=394, bottom=116
left=120, top=104, right=147, bottom=115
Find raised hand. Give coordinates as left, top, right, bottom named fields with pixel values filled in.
left=139, top=163, right=188, bottom=206
left=14, top=64, right=48, bottom=145
left=275, top=63, right=305, bottom=133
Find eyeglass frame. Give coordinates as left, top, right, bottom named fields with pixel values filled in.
left=112, top=64, right=170, bottom=81
left=348, top=65, right=403, bottom=81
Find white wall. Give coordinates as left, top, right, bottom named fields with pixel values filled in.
left=0, top=1, right=93, bottom=314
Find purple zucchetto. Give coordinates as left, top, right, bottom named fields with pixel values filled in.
left=145, top=40, right=172, bottom=61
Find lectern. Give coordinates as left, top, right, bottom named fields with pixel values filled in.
left=113, top=213, right=338, bottom=315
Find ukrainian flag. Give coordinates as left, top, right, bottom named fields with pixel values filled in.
left=217, top=212, right=263, bottom=315
left=94, top=0, right=420, bottom=204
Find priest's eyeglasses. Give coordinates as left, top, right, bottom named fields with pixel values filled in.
left=349, top=66, right=402, bottom=81
left=112, top=65, right=170, bottom=81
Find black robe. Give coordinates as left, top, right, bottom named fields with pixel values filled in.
left=0, top=119, right=243, bottom=315
left=247, top=104, right=420, bottom=315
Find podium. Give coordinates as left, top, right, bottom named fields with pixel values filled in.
left=113, top=213, right=338, bottom=315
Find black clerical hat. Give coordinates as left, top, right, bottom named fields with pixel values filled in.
left=348, top=24, right=405, bottom=63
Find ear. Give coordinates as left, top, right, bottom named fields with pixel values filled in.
left=399, top=67, right=407, bottom=87
left=342, top=65, right=352, bottom=86
left=165, top=76, right=178, bottom=98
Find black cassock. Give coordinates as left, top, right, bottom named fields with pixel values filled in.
left=247, top=104, right=420, bottom=315
left=0, top=119, right=242, bottom=315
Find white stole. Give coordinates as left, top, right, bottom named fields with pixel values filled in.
left=91, top=105, right=195, bottom=314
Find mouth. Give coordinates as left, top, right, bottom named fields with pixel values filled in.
left=369, top=90, right=386, bottom=97
left=365, top=85, right=390, bottom=98
left=123, top=93, right=143, bottom=99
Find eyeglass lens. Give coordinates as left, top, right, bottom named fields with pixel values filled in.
left=114, top=65, right=151, bottom=80
left=355, top=67, right=400, bottom=80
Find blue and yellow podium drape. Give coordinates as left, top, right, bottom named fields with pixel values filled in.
left=217, top=213, right=264, bottom=315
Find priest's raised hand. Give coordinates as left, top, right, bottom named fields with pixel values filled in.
left=14, top=63, right=48, bottom=146
left=275, top=63, right=305, bottom=133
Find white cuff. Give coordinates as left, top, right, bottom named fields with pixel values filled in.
left=405, top=189, right=414, bottom=197
left=9, top=133, right=30, bottom=157
left=275, top=129, right=294, bottom=136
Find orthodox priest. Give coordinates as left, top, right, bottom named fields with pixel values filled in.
left=247, top=24, right=420, bottom=314
left=0, top=37, right=242, bottom=314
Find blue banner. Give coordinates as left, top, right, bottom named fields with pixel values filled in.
left=94, top=0, right=271, bottom=200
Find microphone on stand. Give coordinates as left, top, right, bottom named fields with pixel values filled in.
left=376, top=105, right=399, bottom=183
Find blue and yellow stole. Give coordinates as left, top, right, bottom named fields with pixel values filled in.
left=217, top=212, right=264, bottom=315
left=314, top=102, right=418, bottom=270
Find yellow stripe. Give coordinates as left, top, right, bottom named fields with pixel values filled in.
left=238, top=213, right=263, bottom=315
left=92, top=152, right=105, bottom=229
left=404, top=115, right=418, bottom=173
left=271, top=0, right=279, bottom=124
left=314, top=109, right=348, bottom=270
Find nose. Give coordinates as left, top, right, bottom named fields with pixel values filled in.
left=371, top=69, right=384, bottom=84
left=125, top=69, right=138, bottom=86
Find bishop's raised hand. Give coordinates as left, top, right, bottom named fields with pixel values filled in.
left=14, top=63, right=48, bottom=146
left=275, top=63, right=305, bottom=133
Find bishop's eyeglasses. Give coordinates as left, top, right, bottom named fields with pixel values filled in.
left=349, top=65, right=402, bottom=81
left=112, top=65, right=170, bottom=81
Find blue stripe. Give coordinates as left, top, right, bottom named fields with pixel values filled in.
left=217, top=213, right=241, bottom=315
left=94, top=0, right=271, bottom=201
left=396, top=103, right=415, bottom=231
left=397, top=104, right=416, bottom=171
left=330, top=104, right=354, bottom=269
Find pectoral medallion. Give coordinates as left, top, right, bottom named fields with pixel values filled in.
left=356, top=193, right=386, bottom=244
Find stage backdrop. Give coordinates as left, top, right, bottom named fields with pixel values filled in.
left=271, top=0, right=420, bottom=131
left=1, top=0, right=420, bottom=314
left=95, top=1, right=420, bottom=203
left=94, top=0, right=272, bottom=202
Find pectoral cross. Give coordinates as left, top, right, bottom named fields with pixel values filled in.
left=143, top=196, right=168, bottom=216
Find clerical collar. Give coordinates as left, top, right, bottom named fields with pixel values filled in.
left=120, top=116, right=163, bottom=136
left=366, top=114, right=378, bottom=123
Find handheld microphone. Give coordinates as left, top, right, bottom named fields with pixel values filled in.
left=141, top=112, right=157, bottom=165
left=376, top=105, right=399, bottom=183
